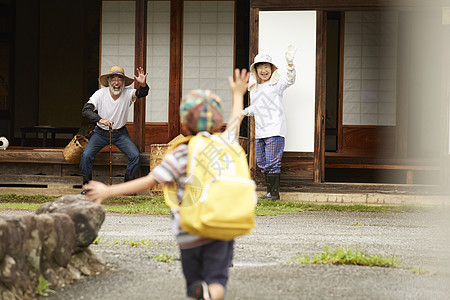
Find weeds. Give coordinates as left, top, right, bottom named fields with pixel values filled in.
left=290, top=246, right=402, bottom=268
left=152, top=251, right=177, bottom=263
left=92, top=235, right=106, bottom=245
left=113, top=238, right=153, bottom=247
left=409, top=266, right=430, bottom=275
left=351, top=221, right=364, bottom=226
left=36, top=276, right=55, bottom=297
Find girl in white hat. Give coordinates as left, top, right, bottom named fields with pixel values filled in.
left=242, top=45, right=297, bottom=200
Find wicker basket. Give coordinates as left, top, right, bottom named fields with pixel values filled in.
left=150, top=134, right=185, bottom=193
left=239, top=136, right=248, bottom=153
left=63, top=135, right=89, bottom=164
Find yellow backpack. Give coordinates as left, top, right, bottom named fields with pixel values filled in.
left=163, top=133, right=257, bottom=241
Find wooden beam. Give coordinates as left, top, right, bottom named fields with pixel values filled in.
left=168, top=0, right=183, bottom=140
left=396, top=13, right=410, bottom=158
left=314, top=11, right=326, bottom=183
left=337, top=12, right=345, bottom=153
left=0, top=150, right=150, bottom=166
left=248, top=7, right=259, bottom=179
left=250, top=0, right=406, bottom=10
left=440, top=22, right=450, bottom=187
left=134, top=0, right=147, bottom=152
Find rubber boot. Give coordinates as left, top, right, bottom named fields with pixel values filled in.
left=81, top=175, right=92, bottom=195
left=259, top=173, right=272, bottom=200
left=267, top=173, right=280, bottom=200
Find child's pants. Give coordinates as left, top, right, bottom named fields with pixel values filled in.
left=255, top=136, right=285, bottom=174
left=181, top=240, right=234, bottom=296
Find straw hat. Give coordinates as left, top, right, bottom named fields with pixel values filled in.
left=99, top=66, right=134, bottom=87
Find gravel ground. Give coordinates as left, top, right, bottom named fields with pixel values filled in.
left=4, top=207, right=450, bottom=300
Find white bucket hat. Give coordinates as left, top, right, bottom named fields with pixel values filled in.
left=249, top=54, right=280, bottom=91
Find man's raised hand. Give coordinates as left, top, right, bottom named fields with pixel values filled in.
left=134, top=67, right=148, bottom=87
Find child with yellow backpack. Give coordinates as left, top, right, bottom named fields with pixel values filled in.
left=84, top=69, right=256, bottom=300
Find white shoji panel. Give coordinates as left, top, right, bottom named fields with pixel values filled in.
left=102, top=1, right=136, bottom=122
left=102, top=1, right=171, bottom=123
left=182, top=1, right=235, bottom=120
left=146, top=1, right=170, bottom=122
left=343, top=11, right=398, bottom=126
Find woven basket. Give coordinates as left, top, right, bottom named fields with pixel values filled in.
left=63, top=135, right=89, bottom=164
left=150, top=134, right=185, bottom=193
left=239, top=136, right=248, bottom=153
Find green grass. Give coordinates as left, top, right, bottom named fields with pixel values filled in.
left=0, top=193, right=422, bottom=216
left=0, top=194, right=58, bottom=203
left=255, top=199, right=420, bottom=216
left=0, top=202, right=42, bottom=210
left=102, top=196, right=170, bottom=215
left=290, top=246, right=402, bottom=268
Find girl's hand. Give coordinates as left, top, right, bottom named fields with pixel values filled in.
left=285, top=44, right=297, bottom=65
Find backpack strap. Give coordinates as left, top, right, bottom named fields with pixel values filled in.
left=164, top=135, right=193, bottom=156
left=162, top=135, right=193, bottom=209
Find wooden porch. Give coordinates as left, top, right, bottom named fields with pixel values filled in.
left=0, top=150, right=443, bottom=200
left=0, top=148, right=150, bottom=190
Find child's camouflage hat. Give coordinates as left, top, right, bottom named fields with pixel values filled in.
left=180, top=89, right=224, bottom=133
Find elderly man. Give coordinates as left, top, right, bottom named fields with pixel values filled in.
left=80, top=66, right=149, bottom=194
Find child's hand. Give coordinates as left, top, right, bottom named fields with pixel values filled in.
left=228, top=68, right=249, bottom=96
left=83, top=180, right=110, bottom=208
left=285, top=44, right=297, bottom=65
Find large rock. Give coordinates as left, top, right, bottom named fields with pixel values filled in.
left=0, top=195, right=108, bottom=300
left=36, top=194, right=105, bottom=253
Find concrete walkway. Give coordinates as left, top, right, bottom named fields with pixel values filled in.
left=33, top=209, right=450, bottom=300
left=1, top=184, right=448, bottom=206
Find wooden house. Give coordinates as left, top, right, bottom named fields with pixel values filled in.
left=0, top=0, right=448, bottom=192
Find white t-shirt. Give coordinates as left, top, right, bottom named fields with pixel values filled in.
left=249, top=74, right=293, bottom=139
left=88, top=87, right=135, bottom=130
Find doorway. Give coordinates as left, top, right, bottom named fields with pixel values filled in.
left=325, top=12, right=342, bottom=152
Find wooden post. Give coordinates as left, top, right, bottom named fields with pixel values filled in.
left=396, top=13, right=410, bottom=158
left=134, top=0, right=147, bottom=152
left=248, top=7, right=259, bottom=179
left=313, top=11, right=326, bottom=183
left=168, top=0, right=183, bottom=140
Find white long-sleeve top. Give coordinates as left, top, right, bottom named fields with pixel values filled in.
left=245, top=66, right=296, bottom=139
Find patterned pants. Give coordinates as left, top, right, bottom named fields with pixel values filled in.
left=255, top=136, right=285, bottom=174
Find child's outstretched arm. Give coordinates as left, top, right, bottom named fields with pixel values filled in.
left=83, top=174, right=158, bottom=206
left=225, top=68, right=249, bottom=137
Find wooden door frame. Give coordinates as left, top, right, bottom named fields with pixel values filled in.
left=248, top=0, right=410, bottom=183
left=314, top=11, right=327, bottom=183
left=247, top=6, right=328, bottom=183
left=133, top=0, right=148, bottom=152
